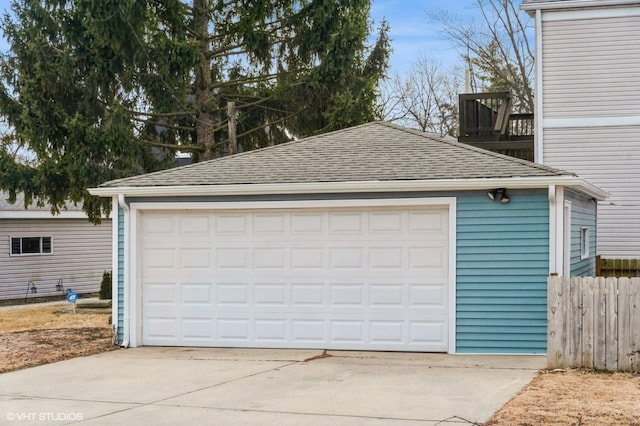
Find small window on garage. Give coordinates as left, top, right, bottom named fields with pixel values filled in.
left=10, top=237, right=53, bottom=256
left=580, top=227, right=589, bottom=260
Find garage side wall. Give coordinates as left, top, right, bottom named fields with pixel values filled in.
left=456, top=190, right=549, bottom=354
left=565, top=190, right=597, bottom=277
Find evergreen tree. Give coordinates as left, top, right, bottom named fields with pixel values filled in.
left=0, top=0, right=389, bottom=222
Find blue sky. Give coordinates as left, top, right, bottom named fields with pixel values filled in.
left=370, top=0, right=479, bottom=75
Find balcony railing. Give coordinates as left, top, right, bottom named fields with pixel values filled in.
left=458, top=92, right=534, bottom=161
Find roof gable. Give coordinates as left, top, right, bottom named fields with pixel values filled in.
left=100, top=122, right=572, bottom=188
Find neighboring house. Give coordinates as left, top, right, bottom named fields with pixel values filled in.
left=522, top=0, right=640, bottom=260
left=0, top=192, right=112, bottom=301
left=90, top=122, right=606, bottom=354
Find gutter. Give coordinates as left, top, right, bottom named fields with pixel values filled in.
left=89, top=176, right=609, bottom=202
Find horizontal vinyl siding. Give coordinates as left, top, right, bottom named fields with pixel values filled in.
left=0, top=219, right=112, bottom=300
left=456, top=190, right=549, bottom=354
left=566, top=191, right=597, bottom=276
left=542, top=15, right=640, bottom=118
left=543, top=126, right=640, bottom=258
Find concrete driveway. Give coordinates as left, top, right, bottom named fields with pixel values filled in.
left=0, top=348, right=543, bottom=425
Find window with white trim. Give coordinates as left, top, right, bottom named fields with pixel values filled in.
left=10, top=237, right=53, bottom=256
left=580, top=227, right=589, bottom=260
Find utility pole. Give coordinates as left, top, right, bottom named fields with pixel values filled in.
left=227, top=101, right=237, bottom=155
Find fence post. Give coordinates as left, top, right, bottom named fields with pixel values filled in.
left=594, top=278, right=607, bottom=370
left=630, top=278, right=640, bottom=372
left=606, top=277, right=618, bottom=371
left=618, top=278, right=631, bottom=371
left=547, top=276, right=565, bottom=369
left=582, top=277, right=595, bottom=369
left=569, top=277, right=582, bottom=368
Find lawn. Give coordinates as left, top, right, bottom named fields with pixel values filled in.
left=0, top=303, right=115, bottom=373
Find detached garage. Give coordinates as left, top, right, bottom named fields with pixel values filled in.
left=91, top=122, right=606, bottom=354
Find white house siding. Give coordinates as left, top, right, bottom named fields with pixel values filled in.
left=540, top=8, right=640, bottom=259
left=541, top=14, right=640, bottom=118
left=544, top=127, right=640, bottom=258
left=0, top=218, right=112, bottom=300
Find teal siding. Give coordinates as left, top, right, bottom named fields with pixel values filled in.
left=456, top=190, right=549, bottom=354
left=566, top=191, right=597, bottom=277
left=117, top=206, right=124, bottom=344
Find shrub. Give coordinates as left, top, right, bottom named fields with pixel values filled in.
left=99, top=270, right=112, bottom=300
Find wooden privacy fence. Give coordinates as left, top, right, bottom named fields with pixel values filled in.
left=547, top=277, right=640, bottom=372
left=596, top=256, right=640, bottom=277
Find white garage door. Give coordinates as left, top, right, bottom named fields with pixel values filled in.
left=140, top=204, right=450, bottom=351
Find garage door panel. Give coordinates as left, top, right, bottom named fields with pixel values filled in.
left=216, top=248, right=249, bottom=268
left=215, top=214, right=248, bottom=234
left=370, top=320, right=404, bottom=343
left=254, top=319, right=287, bottom=342
left=217, top=319, right=250, bottom=342
left=141, top=206, right=450, bottom=351
left=409, top=284, right=447, bottom=307
left=179, top=215, right=210, bottom=234
left=179, top=248, right=212, bottom=269
left=291, top=283, right=325, bottom=306
left=143, top=248, right=176, bottom=269
left=254, top=213, right=285, bottom=233
left=217, top=283, right=250, bottom=306
left=329, top=212, right=363, bottom=233
left=291, top=213, right=324, bottom=233
left=410, top=321, right=446, bottom=347
left=292, top=320, right=325, bottom=342
left=181, top=318, right=213, bottom=341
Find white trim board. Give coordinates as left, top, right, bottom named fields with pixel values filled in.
left=543, top=116, right=640, bottom=129
left=540, top=5, right=640, bottom=21
left=523, top=1, right=640, bottom=14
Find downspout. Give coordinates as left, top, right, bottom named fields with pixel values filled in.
left=110, top=196, right=119, bottom=345
left=548, top=185, right=557, bottom=274
left=118, top=194, right=130, bottom=348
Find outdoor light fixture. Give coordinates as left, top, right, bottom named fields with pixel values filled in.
left=488, top=188, right=510, bottom=204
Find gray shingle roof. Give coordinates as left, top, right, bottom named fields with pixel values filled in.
left=100, top=121, right=572, bottom=188
left=0, top=192, right=82, bottom=212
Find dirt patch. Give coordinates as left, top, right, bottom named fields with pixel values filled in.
left=486, top=369, right=640, bottom=425
left=0, top=303, right=116, bottom=374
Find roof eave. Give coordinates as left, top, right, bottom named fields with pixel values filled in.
left=89, top=176, right=609, bottom=201
left=521, top=0, right=640, bottom=14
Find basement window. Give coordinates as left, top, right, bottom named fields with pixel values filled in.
left=580, top=227, right=590, bottom=260
left=10, top=237, right=53, bottom=256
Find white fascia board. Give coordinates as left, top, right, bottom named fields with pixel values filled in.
left=89, top=176, right=609, bottom=201
left=0, top=211, right=89, bottom=219
left=522, top=0, right=640, bottom=14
